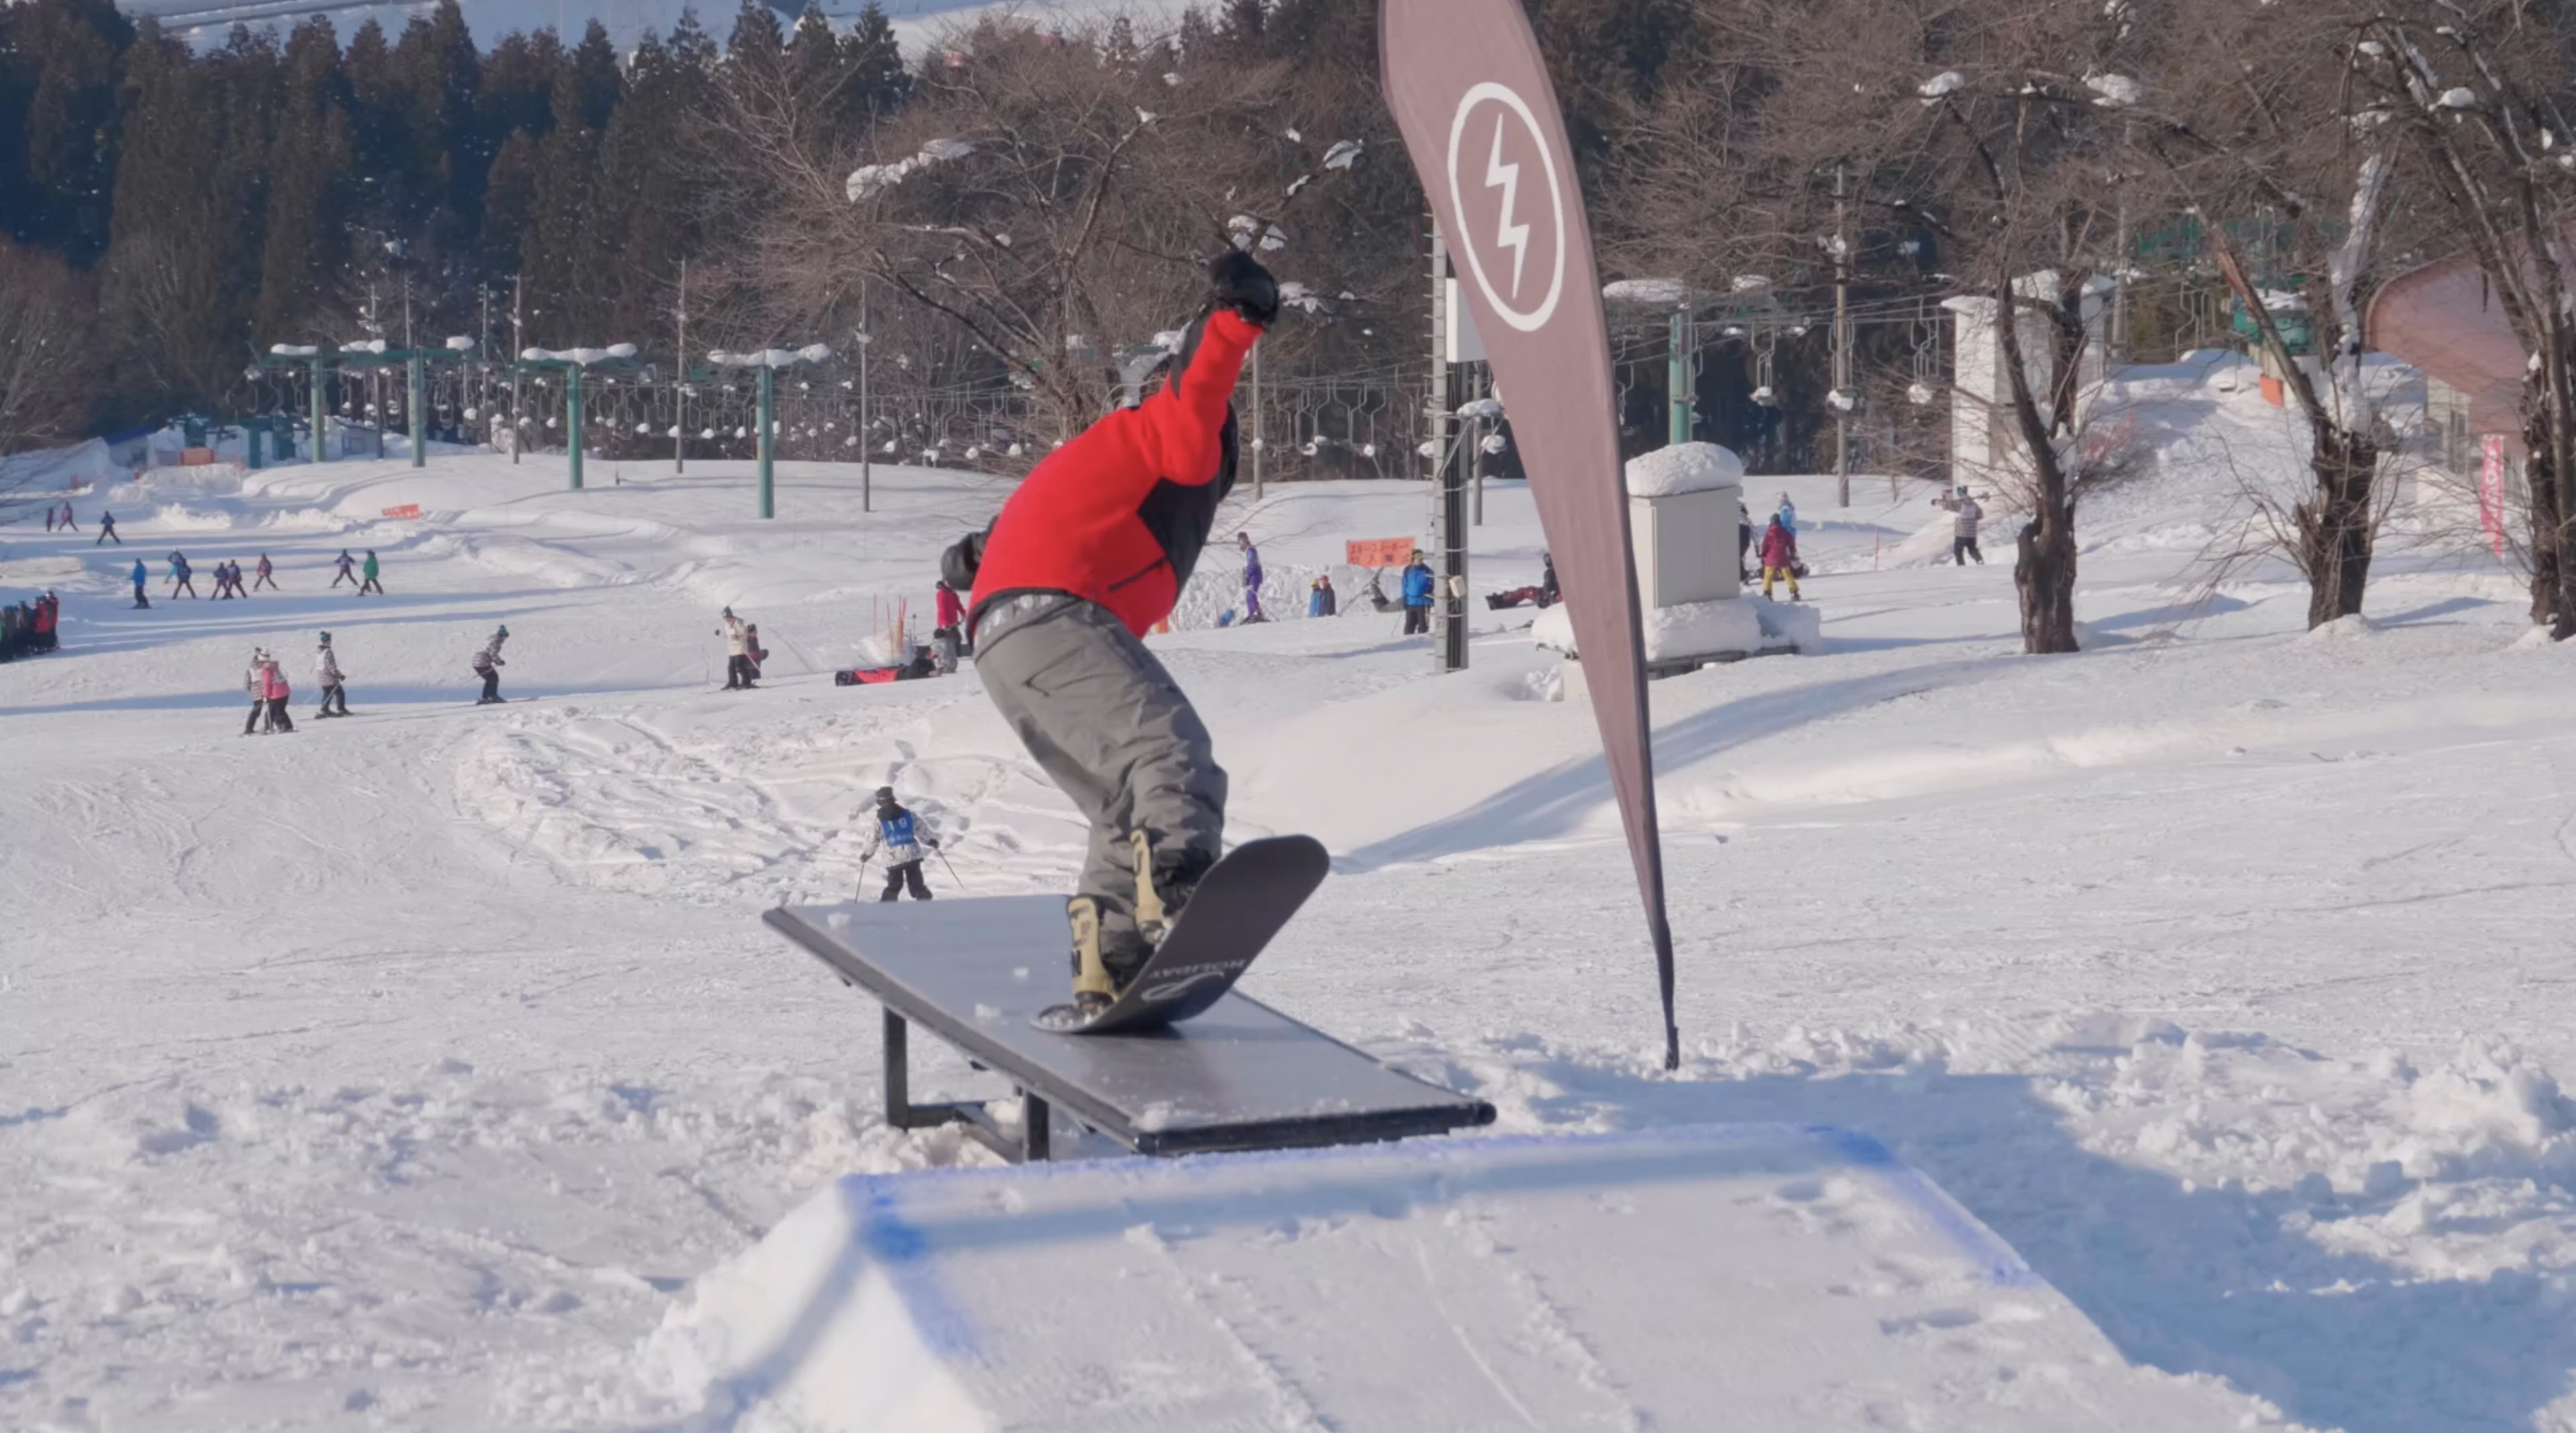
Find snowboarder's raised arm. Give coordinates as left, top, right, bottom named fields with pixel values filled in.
left=1131, top=255, right=1274, bottom=483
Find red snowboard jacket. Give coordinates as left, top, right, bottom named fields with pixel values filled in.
left=970, top=309, right=1260, bottom=637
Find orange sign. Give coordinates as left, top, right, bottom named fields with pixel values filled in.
left=382, top=504, right=423, bottom=520
left=180, top=447, right=217, bottom=466
left=1344, top=537, right=1418, bottom=568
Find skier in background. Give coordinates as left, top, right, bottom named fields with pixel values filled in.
left=261, top=656, right=295, bottom=733
left=1540, top=551, right=1560, bottom=606
left=1775, top=493, right=1798, bottom=536
left=331, top=550, right=357, bottom=589
left=743, top=623, right=767, bottom=683
left=860, top=785, right=939, bottom=902
left=934, top=580, right=967, bottom=653
left=948, top=250, right=1275, bottom=1018
left=57, top=502, right=77, bottom=533
left=212, top=560, right=237, bottom=600
left=720, top=607, right=754, bottom=690
left=129, top=558, right=149, bottom=608
left=1236, top=531, right=1265, bottom=623
left=1939, top=487, right=1986, bottom=565
left=359, top=550, right=384, bottom=595
left=242, top=649, right=273, bottom=735
left=32, top=591, right=57, bottom=652
left=1308, top=573, right=1337, bottom=617
left=1401, top=551, right=1435, bottom=635
left=254, top=554, right=278, bottom=590
left=1738, top=499, right=1754, bottom=583
left=96, top=512, right=119, bottom=545
left=168, top=552, right=198, bottom=598
left=44, top=505, right=54, bottom=533
left=1759, top=514, right=1802, bottom=601
left=313, top=632, right=350, bottom=717
left=471, top=626, right=508, bottom=704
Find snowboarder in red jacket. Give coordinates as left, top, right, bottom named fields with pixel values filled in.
left=950, top=251, right=1276, bottom=1016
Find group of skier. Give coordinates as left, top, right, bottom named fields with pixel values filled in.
left=235, top=632, right=354, bottom=735
left=139, top=549, right=380, bottom=606
left=0, top=592, right=61, bottom=661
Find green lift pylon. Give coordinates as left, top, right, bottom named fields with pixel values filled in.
left=511, top=344, right=641, bottom=491
left=705, top=343, right=832, bottom=518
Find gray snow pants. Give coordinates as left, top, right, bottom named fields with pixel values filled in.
left=975, top=595, right=1226, bottom=949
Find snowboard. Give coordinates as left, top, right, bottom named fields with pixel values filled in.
left=1032, top=834, right=1329, bottom=1036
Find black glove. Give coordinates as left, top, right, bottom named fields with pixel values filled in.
left=1208, top=250, right=1280, bottom=327
left=941, top=528, right=987, bottom=591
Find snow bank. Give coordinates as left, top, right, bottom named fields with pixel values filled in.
left=1533, top=591, right=1807, bottom=663
left=1624, top=440, right=1744, bottom=497
left=638, top=1124, right=2256, bottom=1431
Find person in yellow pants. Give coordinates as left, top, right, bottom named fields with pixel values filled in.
left=1758, top=515, right=1802, bottom=601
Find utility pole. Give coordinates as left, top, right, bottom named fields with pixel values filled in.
left=674, top=259, right=689, bottom=475
left=479, top=286, right=493, bottom=444
left=1430, top=216, right=1466, bottom=674
left=858, top=281, right=873, bottom=513
left=1834, top=162, right=1852, bottom=508
left=1250, top=341, right=1264, bottom=503
left=509, top=275, right=525, bottom=466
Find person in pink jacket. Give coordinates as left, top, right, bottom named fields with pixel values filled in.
left=261, top=658, right=296, bottom=733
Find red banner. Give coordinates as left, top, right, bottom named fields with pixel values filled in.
left=382, top=504, right=423, bottom=520
left=1383, top=0, right=1678, bottom=1066
left=1344, top=538, right=1419, bottom=568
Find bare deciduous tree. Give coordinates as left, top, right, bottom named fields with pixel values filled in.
left=0, top=242, right=100, bottom=517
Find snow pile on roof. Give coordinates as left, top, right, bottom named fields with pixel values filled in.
left=707, top=344, right=834, bottom=369
left=445, top=336, right=478, bottom=352
left=846, top=137, right=975, bottom=203
left=342, top=339, right=388, bottom=354
left=1603, top=277, right=1690, bottom=306
left=1625, top=440, right=1746, bottom=497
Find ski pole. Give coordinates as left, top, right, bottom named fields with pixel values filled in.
left=936, top=848, right=964, bottom=890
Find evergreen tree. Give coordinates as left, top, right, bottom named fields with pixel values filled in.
left=256, top=17, right=352, bottom=341
left=844, top=3, right=909, bottom=124
left=3, top=0, right=135, bottom=261
left=392, top=0, right=482, bottom=278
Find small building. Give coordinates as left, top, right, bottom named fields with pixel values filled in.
left=1534, top=441, right=1816, bottom=676
left=2368, top=250, right=2531, bottom=538
left=1944, top=274, right=2112, bottom=492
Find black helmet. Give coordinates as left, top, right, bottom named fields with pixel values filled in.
left=873, top=785, right=896, bottom=804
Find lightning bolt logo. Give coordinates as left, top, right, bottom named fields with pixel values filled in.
left=1484, top=116, right=1530, bottom=299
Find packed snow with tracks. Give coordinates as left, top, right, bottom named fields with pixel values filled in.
left=6, top=355, right=2576, bottom=1430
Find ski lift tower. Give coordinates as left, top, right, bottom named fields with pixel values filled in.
left=705, top=344, right=833, bottom=518
left=512, top=343, right=643, bottom=491
left=326, top=338, right=487, bottom=468
left=258, top=344, right=342, bottom=463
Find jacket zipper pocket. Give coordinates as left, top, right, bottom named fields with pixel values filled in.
left=1106, top=558, right=1168, bottom=593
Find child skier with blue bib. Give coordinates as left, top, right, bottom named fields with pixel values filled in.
left=860, top=785, right=940, bottom=902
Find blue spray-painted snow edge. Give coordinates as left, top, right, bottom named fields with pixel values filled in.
left=842, top=1179, right=984, bottom=1358
left=1807, top=1125, right=2043, bottom=1289
left=836, top=1121, right=2039, bottom=1313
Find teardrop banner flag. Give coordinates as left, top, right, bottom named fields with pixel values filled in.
left=1379, top=0, right=1680, bottom=1068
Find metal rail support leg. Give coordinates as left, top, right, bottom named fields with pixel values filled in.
left=884, top=1006, right=914, bottom=1127
left=1024, top=1093, right=1052, bottom=1161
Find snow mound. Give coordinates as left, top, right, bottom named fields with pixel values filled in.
left=2300, top=613, right=2381, bottom=644
left=637, top=1125, right=2259, bottom=1431
left=1535, top=593, right=1806, bottom=662
left=1624, top=440, right=1744, bottom=497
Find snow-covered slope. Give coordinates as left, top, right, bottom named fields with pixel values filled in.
left=4, top=352, right=2573, bottom=1432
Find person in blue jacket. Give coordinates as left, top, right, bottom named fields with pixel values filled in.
left=1400, top=551, right=1436, bottom=635
left=129, top=558, right=150, bottom=608
left=860, top=785, right=940, bottom=901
